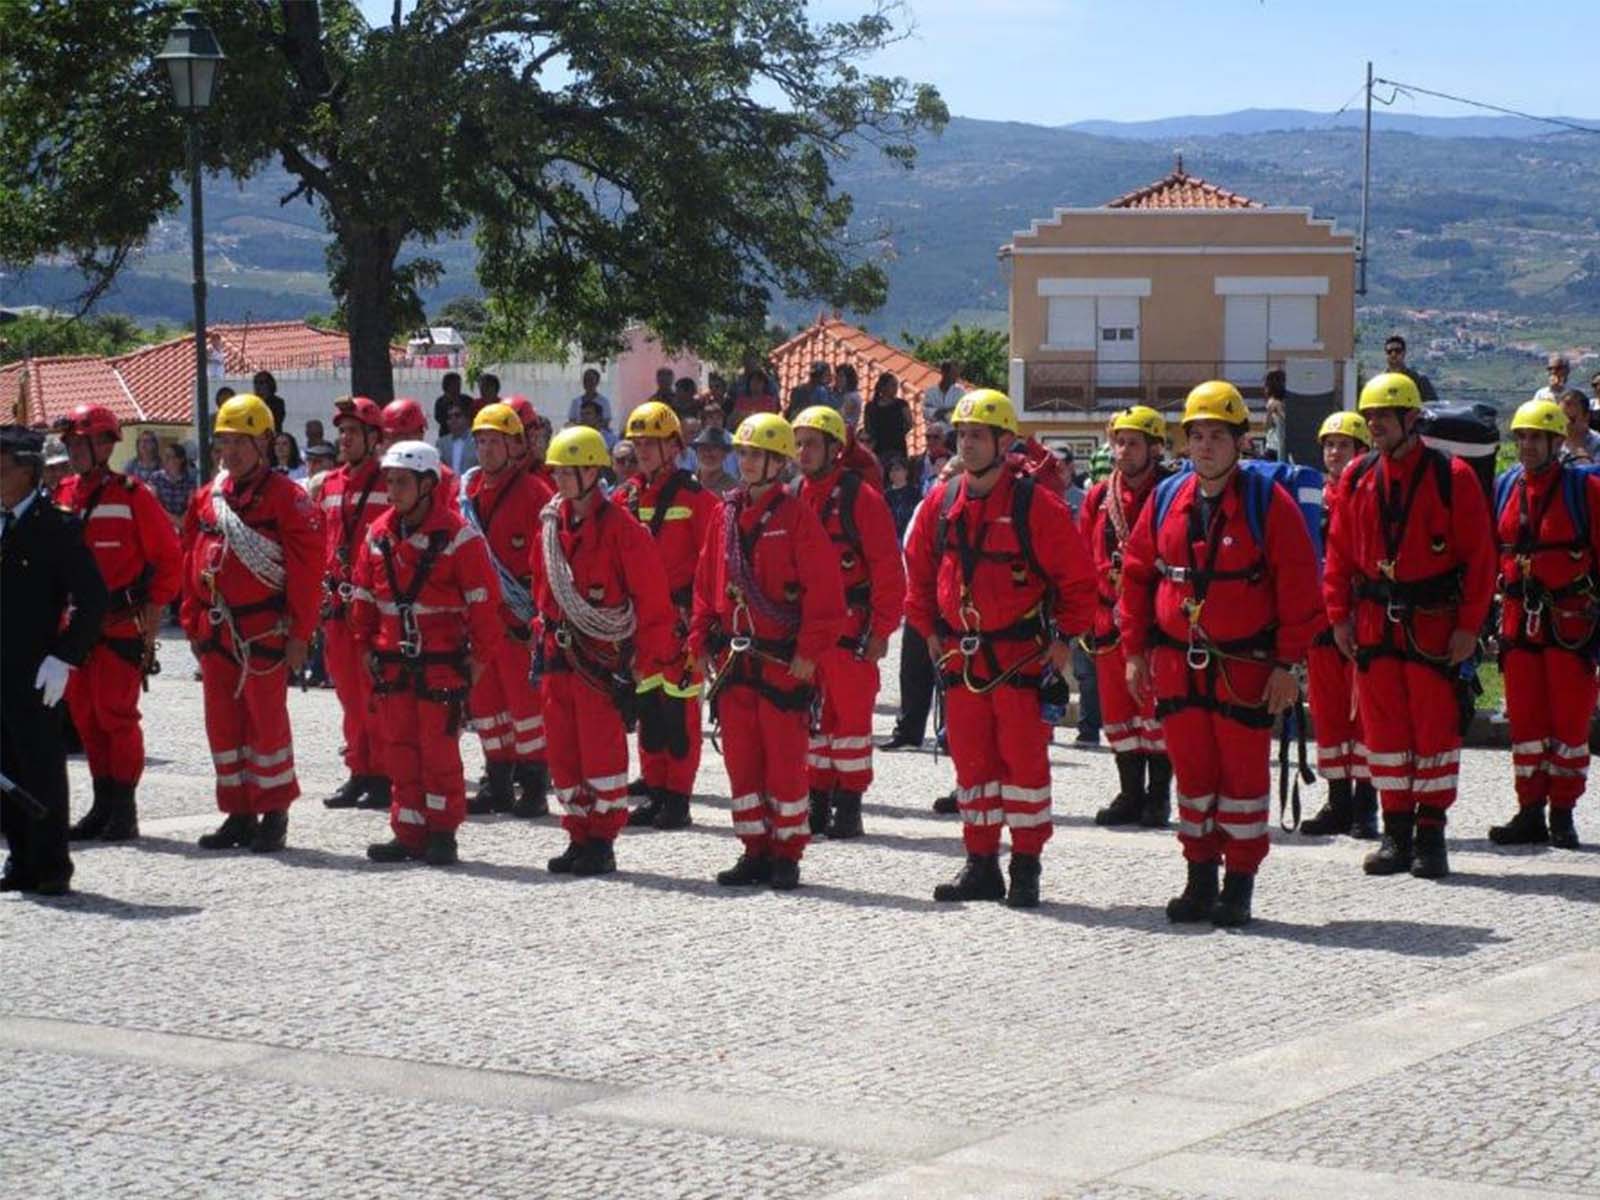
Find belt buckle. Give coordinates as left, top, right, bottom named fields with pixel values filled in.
left=554, top=626, right=573, bottom=649
left=959, top=633, right=982, bottom=658
left=338, top=582, right=355, bottom=602
left=399, top=638, right=422, bottom=660
left=207, top=605, right=223, bottom=626
left=1524, top=599, right=1544, bottom=638
left=1385, top=599, right=1405, bottom=624
left=729, top=635, right=752, bottom=654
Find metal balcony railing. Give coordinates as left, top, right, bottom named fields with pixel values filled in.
left=1021, top=359, right=1345, bottom=415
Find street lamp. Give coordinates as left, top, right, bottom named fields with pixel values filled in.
left=156, top=8, right=225, bottom=478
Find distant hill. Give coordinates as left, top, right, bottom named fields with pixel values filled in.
left=1064, top=108, right=1600, bottom=140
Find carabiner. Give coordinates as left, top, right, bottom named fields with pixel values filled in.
left=1385, top=599, right=1405, bottom=625
left=959, top=633, right=982, bottom=658
left=1186, top=641, right=1212, bottom=671
left=729, top=635, right=752, bottom=654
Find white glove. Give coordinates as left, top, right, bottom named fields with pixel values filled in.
left=34, top=656, right=71, bottom=707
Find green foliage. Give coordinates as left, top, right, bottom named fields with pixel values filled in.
left=0, top=312, right=155, bottom=364
left=901, top=324, right=1008, bottom=389
left=431, top=296, right=489, bottom=336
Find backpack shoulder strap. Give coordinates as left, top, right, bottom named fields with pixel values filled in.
left=1239, top=467, right=1275, bottom=551
left=932, top=479, right=961, bottom=560
left=1345, top=449, right=1380, bottom=494
left=1151, top=469, right=1189, bottom=535
left=649, top=470, right=691, bottom=538
left=1562, top=464, right=1591, bottom=541
left=1427, top=444, right=1453, bottom=508
left=1010, top=473, right=1043, bottom=580
left=837, top=469, right=864, bottom=550
left=1494, top=465, right=1524, bottom=522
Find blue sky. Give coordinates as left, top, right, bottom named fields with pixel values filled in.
left=361, top=1, right=1595, bottom=125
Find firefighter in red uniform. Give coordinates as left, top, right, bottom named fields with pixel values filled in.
left=1080, top=405, right=1174, bottom=830
left=611, top=401, right=721, bottom=831
left=531, top=427, right=677, bottom=875
left=691, top=413, right=846, bottom=890
left=791, top=405, right=906, bottom=839
left=1325, top=373, right=1496, bottom=880
left=319, top=396, right=392, bottom=811
left=356, top=441, right=506, bottom=866
left=1488, top=399, right=1600, bottom=850
left=903, top=390, right=1096, bottom=908
left=462, top=403, right=555, bottom=818
left=1300, top=411, right=1379, bottom=839
left=51, top=404, right=183, bottom=843
left=1120, top=382, right=1324, bottom=926
left=382, top=398, right=459, bottom=499
left=181, top=396, right=322, bottom=853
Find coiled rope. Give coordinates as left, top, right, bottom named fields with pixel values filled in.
left=723, top=495, right=799, bottom=632
left=540, top=496, right=636, bottom=642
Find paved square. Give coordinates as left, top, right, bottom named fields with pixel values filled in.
left=4, top=634, right=1597, bottom=1199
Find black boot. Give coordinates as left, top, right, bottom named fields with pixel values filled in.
left=1212, top=871, right=1255, bottom=927
left=98, top=781, right=140, bottom=841
left=1095, top=753, right=1146, bottom=826
left=1364, top=810, right=1415, bottom=876
left=69, top=779, right=113, bottom=841
left=1549, top=805, right=1581, bottom=850
left=1488, top=802, right=1548, bottom=846
left=826, top=791, right=864, bottom=839
left=933, top=853, right=1006, bottom=902
left=512, top=763, right=550, bottom=818
left=250, top=809, right=288, bottom=853
left=1350, top=781, right=1379, bottom=840
left=808, top=788, right=833, bottom=835
left=324, top=774, right=369, bottom=809
left=198, top=813, right=259, bottom=850
left=627, top=790, right=665, bottom=828
left=547, top=839, right=586, bottom=874
left=932, top=789, right=959, bottom=815
left=424, top=832, right=459, bottom=866
left=1300, top=779, right=1354, bottom=837
left=653, top=790, right=692, bottom=831
left=468, top=761, right=515, bottom=816
left=573, top=838, right=617, bottom=877
left=717, top=850, right=771, bottom=886
left=769, top=857, right=801, bottom=891
left=367, top=837, right=422, bottom=863
left=626, top=777, right=649, bottom=798
left=1411, top=806, right=1450, bottom=879
left=1166, top=859, right=1220, bottom=923
left=1006, top=852, right=1041, bottom=909
left=1141, top=755, right=1173, bottom=828
left=356, top=777, right=392, bottom=810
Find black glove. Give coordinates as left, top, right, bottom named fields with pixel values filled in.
left=615, top=679, right=642, bottom=733
left=637, top=686, right=666, bottom=752
left=660, top=693, right=690, bottom=759
left=1038, top=668, right=1071, bottom=708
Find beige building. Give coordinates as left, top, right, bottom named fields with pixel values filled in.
left=1001, top=158, right=1356, bottom=458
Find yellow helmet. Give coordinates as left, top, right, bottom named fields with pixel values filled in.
left=1358, top=371, right=1422, bottom=413
left=471, top=402, right=523, bottom=438
left=546, top=426, right=610, bottom=469
left=1510, top=398, right=1567, bottom=437
left=214, top=394, right=274, bottom=438
left=1317, top=410, right=1372, bottom=447
left=792, top=405, right=848, bottom=443
left=624, top=400, right=681, bottom=441
left=1182, top=380, right=1248, bottom=428
left=733, top=412, right=796, bottom=459
left=1111, top=405, right=1167, bottom=442
left=950, top=388, right=1019, bottom=434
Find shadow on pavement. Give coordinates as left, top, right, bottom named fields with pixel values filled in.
left=19, top=888, right=204, bottom=920
left=1446, top=836, right=1600, bottom=858
left=1437, top=870, right=1600, bottom=903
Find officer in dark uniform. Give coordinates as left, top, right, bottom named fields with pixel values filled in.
left=1, top=426, right=107, bottom=895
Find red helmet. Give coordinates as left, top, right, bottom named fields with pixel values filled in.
left=54, top=403, right=122, bottom=441
left=332, top=395, right=383, bottom=431
left=505, top=394, right=538, bottom=431
left=382, top=397, right=427, bottom=437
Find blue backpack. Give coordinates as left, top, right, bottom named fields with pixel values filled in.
left=1151, top=459, right=1325, bottom=558
left=1494, top=462, right=1600, bottom=541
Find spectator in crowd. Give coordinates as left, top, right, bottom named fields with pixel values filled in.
left=1089, top=436, right=1113, bottom=484
left=835, top=363, right=864, bottom=431
left=152, top=442, right=197, bottom=532
left=303, top=419, right=325, bottom=457
left=730, top=367, right=779, bottom=422
left=1262, top=369, right=1287, bottom=462
left=127, top=429, right=164, bottom=486
left=476, top=372, right=501, bottom=413
left=700, top=401, right=728, bottom=433
left=785, top=361, right=835, bottom=420
left=1560, top=389, right=1600, bottom=463
left=1534, top=354, right=1571, bottom=405
left=693, top=426, right=739, bottom=494
left=921, top=360, right=965, bottom=424
left=574, top=397, right=617, bottom=449
left=646, top=367, right=677, bottom=410
left=434, top=372, right=472, bottom=436
left=437, top=398, right=479, bottom=474
left=1591, top=372, right=1600, bottom=421
left=863, top=372, right=912, bottom=468
left=608, top=438, right=637, bottom=490
left=252, top=371, right=287, bottom=434
left=272, top=432, right=307, bottom=482
left=566, top=367, right=612, bottom=425
left=882, top=456, right=919, bottom=539
left=1382, top=335, right=1438, bottom=405
left=703, top=372, right=731, bottom=418
left=215, top=385, right=236, bottom=406
left=673, top=376, right=701, bottom=420
left=1056, top=446, right=1086, bottom=514
left=678, top=415, right=701, bottom=473
left=42, top=436, right=70, bottom=498
left=916, top=421, right=953, bottom=494
left=304, top=441, right=338, bottom=482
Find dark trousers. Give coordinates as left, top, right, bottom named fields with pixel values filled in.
left=894, top=623, right=936, bottom=743
left=1072, top=642, right=1101, bottom=736
left=1, top=690, right=73, bottom=889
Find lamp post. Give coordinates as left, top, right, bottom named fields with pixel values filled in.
left=156, top=9, right=225, bottom=478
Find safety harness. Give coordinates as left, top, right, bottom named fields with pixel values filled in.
left=794, top=468, right=875, bottom=657
left=322, top=462, right=381, bottom=620
left=196, top=473, right=290, bottom=695
left=622, top=468, right=701, bottom=617
left=460, top=468, right=535, bottom=629
left=73, top=473, right=163, bottom=684
left=538, top=498, right=640, bottom=721
left=1496, top=465, right=1599, bottom=658
left=368, top=526, right=471, bottom=733
left=1079, top=467, right=1168, bottom=655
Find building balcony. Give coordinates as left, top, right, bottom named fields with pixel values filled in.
left=1017, top=358, right=1346, bottom=416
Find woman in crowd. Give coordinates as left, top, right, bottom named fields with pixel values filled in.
left=863, top=372, right=911, bottom=469
left=273, top=431, right=307, bottom=481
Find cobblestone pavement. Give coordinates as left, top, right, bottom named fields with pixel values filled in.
left=4, top=634, right=1598, bottom=1199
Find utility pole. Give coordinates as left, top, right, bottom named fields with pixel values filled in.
left=1358, top=60, right=1373, bottom=296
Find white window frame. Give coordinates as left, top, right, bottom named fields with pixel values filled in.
left=1037, top=279, right=1151, bottom=353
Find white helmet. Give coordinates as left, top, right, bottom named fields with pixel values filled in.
left=379, top=439, right=441, bottom=480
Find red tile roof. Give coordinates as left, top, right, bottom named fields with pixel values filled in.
left=1105, top=164, right=1261, bottom=211
left=9, top=356, right=142, bottom=428
left=770, top=316, right=960, bottom=456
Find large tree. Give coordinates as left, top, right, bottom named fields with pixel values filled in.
left=2, top=0, right=945, bottom=400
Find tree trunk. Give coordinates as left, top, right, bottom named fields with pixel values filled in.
left=342, top=223, right=400, bottom=403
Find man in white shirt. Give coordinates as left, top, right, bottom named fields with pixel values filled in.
left=566, top=368, right=613, bottom=425
left=1533, top=354, right=1570, bottom=405
left=921, top=360, right=965, bottom=424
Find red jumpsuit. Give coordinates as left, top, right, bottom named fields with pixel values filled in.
left=1324, top=448, right=1496, bottom=821
left=1119, top=472, right=1324, bottom=875
left=1080, top=472, right=1165, bottom=758
left=1306, top=485, right=1367, bottom=783
left=797, top=467, right=906, bottom=797
left=690, top=486, right=846, bottom=861
left=613, top=469, right=722, bottom=796
left=904, top=470, right=1096, bottom=857
left=317, top=457, right=389, bottom=779
left=57, top=469, right=183, bottom=790
left=350, top=502, right=506, bottom=849
left=181, top=469, right=322, bottom=815
left=1496, top=465, right=1600, bottom=811
left=530, top=493, right=676, bottom=845
left=464, top=464, right=555, bottom=772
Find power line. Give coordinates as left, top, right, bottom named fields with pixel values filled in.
left=1371, top=76, right=1600, bottom=136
